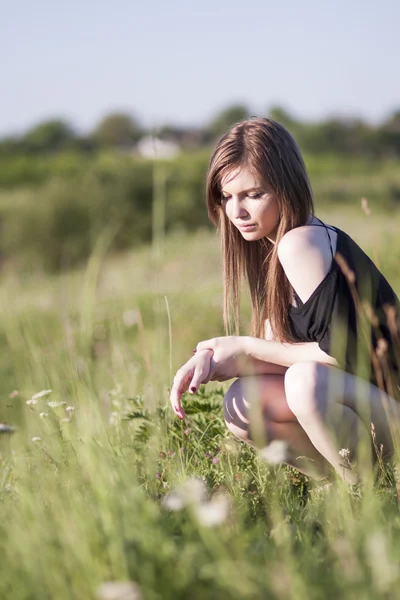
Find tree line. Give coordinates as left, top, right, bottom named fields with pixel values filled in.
left=1, top=105, right=400, bottom=158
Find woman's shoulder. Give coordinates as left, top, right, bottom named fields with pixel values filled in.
left=277, top=218, right=339, bottom=306
left=277, top=217, right=338, bottom=265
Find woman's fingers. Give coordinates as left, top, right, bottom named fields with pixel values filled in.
left=189, top=361, right=209, bottom=394
left=170, top=352, right=213, bottom=419
left=196, top=339, right=216, bottom=352
left=170, top=367, right=193, bottom=420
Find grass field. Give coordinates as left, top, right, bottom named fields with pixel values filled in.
left=1, top=206, right=400, bottom=599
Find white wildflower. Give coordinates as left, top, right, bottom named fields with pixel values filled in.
left=32, top=389, right=52, bottom=400
left=0, top=423, right=15, bottom=434
left=66, top=406, right=75, bottom=412
left=26, top=399, right=38, bottom=405
left=109, top=383, right=122, bottom=397
left=97, top=581, right=142, bottom=600
left=39, top=412, right=49, bottom=418
left=162, top=491, right=185, bottom=512
left=339, top=448, right=351, bottom=459
left=259, top=440, right=288, bottom=465
left=60, top=418, right=71, bottom=424
left=194, top=494, right=230, bottom=528
left=31, top=437, right=41, bottom=442
left=162, top=477, right=207, bottom=511
left=47, top=401, right=67, bottom=408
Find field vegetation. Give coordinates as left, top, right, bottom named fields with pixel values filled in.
left=1, top=179, right=400, bottom=598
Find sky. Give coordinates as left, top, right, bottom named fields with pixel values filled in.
left=1, top=0, right=400, bottom=137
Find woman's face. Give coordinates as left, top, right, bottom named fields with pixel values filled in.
left=220, top=168, right=280, bottom=243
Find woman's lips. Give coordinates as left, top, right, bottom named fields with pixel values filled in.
left=238, top=224, right=257, bottom=230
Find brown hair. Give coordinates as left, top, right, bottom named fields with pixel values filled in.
left=206, top=117, right=314, bottom=342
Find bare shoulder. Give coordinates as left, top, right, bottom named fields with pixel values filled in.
left=277, top=221, right=338, bottom=305
left=277, top=222, right=337, bottom=260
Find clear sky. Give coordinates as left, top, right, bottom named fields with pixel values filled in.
left=1, top=0, right=400, bottom=137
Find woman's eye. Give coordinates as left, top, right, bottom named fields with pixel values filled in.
left=221, top=196, right=229, bottom=203
left=248, top=192, right=262, bottom=199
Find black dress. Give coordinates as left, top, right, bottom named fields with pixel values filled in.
left=287, top=219, right=400, bottom=400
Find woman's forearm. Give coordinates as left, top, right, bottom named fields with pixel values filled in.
left=229, top=355, right=288, bottom=378
left=197, top=334, right=338, bottom=383
left=206, top=349, right=287, bottom=383
left=243, top=337, right=338, bottom=368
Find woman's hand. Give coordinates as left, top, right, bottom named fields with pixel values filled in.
left=195, top=336, right=250, bottom=381
left=170, top=350, right=213, bottom=420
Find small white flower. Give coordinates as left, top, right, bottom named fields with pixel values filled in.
left=39, top=412, right=49, bottom=418
left=97, top=581, right=142, bottom=600
left=162, top=477, right=207, bottom=511
left=109, top=383, right=122, bottom=397
left=259, top=440, right=288, bottom=465
left=60, top=418, right=71, bottom=423
left=32, top=389, right=52, bottom=400
left=47, top=401, right=67, bottom=408
left=161, top=492, right=185, bottom=511
left=339, top=448, right=351, bottom=459
left=66, top=406, right=75, bottom=412
left=26, top=399, right=38, bottom=405
left=194, top=494, right=230, bottom=528
left=31, top=437, right=41, bottom=442
left=0, top=423, right=15, bottom=434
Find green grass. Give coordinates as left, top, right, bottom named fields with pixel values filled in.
left=1, top=208, right=400, bottom=599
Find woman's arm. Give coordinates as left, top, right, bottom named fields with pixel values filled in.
left=205, top=352, right=287, bottom=381
left=204, top=319, right=285, bottom=381
left=196, top=336, right=339, bottom=372
left=242, top=337, right=339, bottom=368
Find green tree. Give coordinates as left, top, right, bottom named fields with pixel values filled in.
left=377, top=110, right=400, bottom=157
left=208, top=104, right=250, bottom=138
left=92, top=112, right=142, bottom=148
left=0, top=135, right=22, bottom=155
left=22, top=119, right=75, bottom=153
left=268, top=105, right=298, bottom=128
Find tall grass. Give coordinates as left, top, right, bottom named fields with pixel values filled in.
left=1, top=210, right=400, bottom=599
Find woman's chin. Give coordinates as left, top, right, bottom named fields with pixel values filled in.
left=239, top=229, right=263, bottom=241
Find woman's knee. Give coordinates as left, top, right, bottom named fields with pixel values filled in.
left=284, top=361, right=321, bottom=418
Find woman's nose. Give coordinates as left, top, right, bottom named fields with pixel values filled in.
left=231, top=198, right=247, bottom=219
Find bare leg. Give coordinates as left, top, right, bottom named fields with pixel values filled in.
left=284, top=361, right=400, bottom=484
left=223, top=375, right=333, bottom=480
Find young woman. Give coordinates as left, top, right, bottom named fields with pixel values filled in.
left=169, top=117, right=400, bottom=483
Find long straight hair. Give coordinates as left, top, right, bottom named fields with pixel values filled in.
left=206, top=117, right=314, bottom=341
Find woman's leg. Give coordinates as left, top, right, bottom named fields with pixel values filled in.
left=284, top=361, right=400, bottom=484
left=223, top=374, right=333, bottom=480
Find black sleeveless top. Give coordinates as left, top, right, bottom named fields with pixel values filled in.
left=288, top=219, right=400, bottom=398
